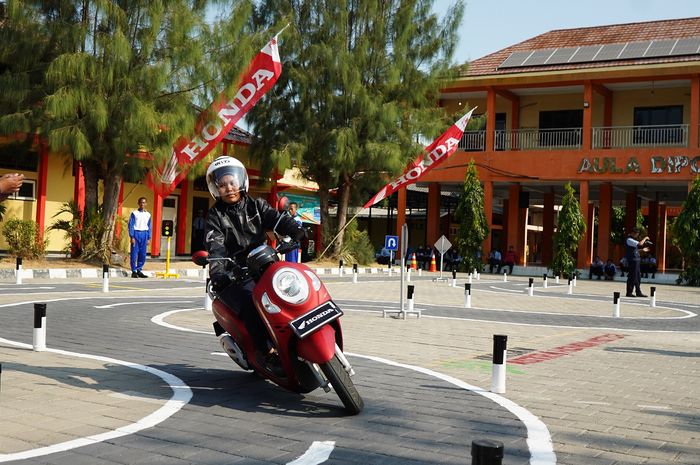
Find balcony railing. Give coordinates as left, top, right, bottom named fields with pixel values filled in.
left=459, top=124, right=690, bottom=151
left=592, top=124, right=688, bottom=149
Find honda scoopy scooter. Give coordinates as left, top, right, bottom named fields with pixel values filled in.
left=192, top=201, right=363, bottom=414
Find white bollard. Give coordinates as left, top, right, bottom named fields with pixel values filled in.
left=650, top=286, right=656, bottom=307
left=464, top=283, right=471, bottom=308
left=490, top=335, right=507, bottom=394
left=451, top=270, right=457, bottom=287
left=543, top=274, right=548, bottom=288
left=567, top=278, right=573, bottom=294
left=503, top=270, right=508, bottom=282
left=407, top=267, right=412, bottom=282
left=352, top=264, right=358, bottom=283
left=15, top=257, right=22, bottom=285
left=573, top=275, right=577, bottom=287
left=555, top=275, right=560, bottom=284
left=477, top=272, right=480, bottom=280
left=613, top=292, right=620, bottom=317
left=102, top=264, right=110, bottom=293
left=527, top=278, right=534, bottom=296
left=418, top=268, right=422, bottom=277
left=339, top=259, right=344, bottom=276
left=33, top=303, right=47, bottom=351
left=468, top=274, right=473, bottom=284
left=405, top=285, right=415, bottom=320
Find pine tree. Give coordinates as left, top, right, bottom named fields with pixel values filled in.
left=550, top=182, right=586, bottom=279
left=0, top=0, right=256, bottom=260
left=672, top=176, right=700, bottom=285
left=454, top=160, right=488, bottom=272
left=248, top=0, right=464, bottom=256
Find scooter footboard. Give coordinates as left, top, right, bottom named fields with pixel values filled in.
left=296, top=325, right=336, bottom=364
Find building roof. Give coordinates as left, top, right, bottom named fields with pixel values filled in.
left=464, top=17, right=700, bottom=77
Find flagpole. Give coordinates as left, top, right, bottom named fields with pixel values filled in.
left=317, top=210, right=362, bottom=261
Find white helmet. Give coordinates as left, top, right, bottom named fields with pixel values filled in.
left=205, top=156, right=249, bottom=200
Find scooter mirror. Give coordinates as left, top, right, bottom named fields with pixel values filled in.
left=192, top=250, right=209, bottom=267
left=277, top=196, right=289, bottom=212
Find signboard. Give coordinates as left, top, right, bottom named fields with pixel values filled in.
left=434, top=235, right=452, bottom=254
left=279, top=193, right=321, bottom=224
left=384, top=235, right=399, bottom=251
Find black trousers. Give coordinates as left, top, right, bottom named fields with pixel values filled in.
left=626, top=259, right=642, bottom=296
left=218, top=279, right=269, bottom=354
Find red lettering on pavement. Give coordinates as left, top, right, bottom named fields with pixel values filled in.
left=509, top=333, right=625, bottom=365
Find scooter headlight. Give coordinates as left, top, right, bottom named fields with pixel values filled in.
left=272, top=267, right=309, bottom=304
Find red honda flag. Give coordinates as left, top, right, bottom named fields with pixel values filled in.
left=146, top=32, right=284, bottom=197
left=363, top=107, right=477, bottom=209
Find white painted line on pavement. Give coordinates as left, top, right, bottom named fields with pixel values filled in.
left=348, top=353, right=556, bottom=465
left=0, top=337, right=192, bottom=462
left=286, top=441, right=335, bottom=465
left=151, top=308, right=212, bottom=334
left=95, top=300, right=193, bottom=309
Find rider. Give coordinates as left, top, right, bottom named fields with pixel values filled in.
left=204, top=156, right=306, bottom=369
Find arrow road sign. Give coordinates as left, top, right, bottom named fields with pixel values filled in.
left=385, top=235, right=399, bottom=251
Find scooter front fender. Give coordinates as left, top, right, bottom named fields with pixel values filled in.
left=296, top=324, right=336, bottom=364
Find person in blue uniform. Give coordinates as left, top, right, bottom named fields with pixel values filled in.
left=284, top=202, right=303, bottom=263
left=128, top=197, right=151, bottom=278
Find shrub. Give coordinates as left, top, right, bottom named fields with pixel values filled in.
left=337, top=221, right=375, bottom=265
left=1, top=218, right=48, bottom=259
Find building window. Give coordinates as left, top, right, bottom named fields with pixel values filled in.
left=538, top=109, right=582, bottom=147
left=633, top=105, right=683, bottom=145
left=6, top=180, right=36, bottom=201
left=0, top=141, right=39, bottom=171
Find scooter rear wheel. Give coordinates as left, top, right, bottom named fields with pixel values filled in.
left=320, top=355, right=364, bottom=415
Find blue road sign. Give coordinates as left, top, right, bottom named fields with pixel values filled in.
left=384, top=235, right=399, bottom=251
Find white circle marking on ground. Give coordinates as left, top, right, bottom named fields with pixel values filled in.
left=0, top=337, right=193, bottom=463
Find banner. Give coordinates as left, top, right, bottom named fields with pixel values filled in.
left=279, top=193, right=321, bottom=224
left=146, top=33, right=284, bottom=197
left=362, top=107, right=476, bottom=209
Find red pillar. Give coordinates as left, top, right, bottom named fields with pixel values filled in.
left=426, top=183, right=440, bottom=246
left=506, top=184, right=520, bottom=258
left=658, top=204, right=667, bottom=272
left=542, top=191, right=555, bottom=266
left=576, top=180, right=590, bottom=268
left=486, top=88, right=496, bottom=152
left=151, top=193, right=162, bottom=257
left=625, top=191, right=637, bottom=234
left=482, top=181, right=493, bottom=259
left=176, top=180, right=189, bottom=255
left=597, top=183, right=612, bottom=261
left=396, top=187, right=407, bottom=260
left=35, top=143, right=49, bottom=239
left=648, top=200, right=659, bottom=248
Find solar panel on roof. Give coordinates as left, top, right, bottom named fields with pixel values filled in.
left=593, top=43, right=626, bottom=61
left=671, top=37, right=700, bottom=56
left=522, top=49, right=556, bottom=66
left=618, top=40, right=652, bottom=60
left=498, top=50, right=534, bottom=68
left=545, top=47, right=577, bottom=64
left=569, top=45, right=602, bottom=63
left=644, top=39, right=676, bottom=57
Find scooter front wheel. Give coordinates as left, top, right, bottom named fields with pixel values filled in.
left=320, top=355, right=364, bottom=415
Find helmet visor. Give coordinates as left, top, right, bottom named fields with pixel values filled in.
left=210, top=166, right=246, bottom=193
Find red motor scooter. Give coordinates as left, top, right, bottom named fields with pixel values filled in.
left=192, top=206, right=363, bottom=414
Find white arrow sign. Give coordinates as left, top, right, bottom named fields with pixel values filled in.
left=286, top=441, right=335, bottom=465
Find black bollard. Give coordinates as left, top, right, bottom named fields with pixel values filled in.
left=33, top=303, right=47, bottom=351
left=491, top=335, right=507, bottom=393
left=471, top=439, right=504, bottom=465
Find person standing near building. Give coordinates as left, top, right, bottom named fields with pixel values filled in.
left=192, top=209, right=206, bottom=252
left=0, top=173, right=24, bottom=201
left=285, top=202, right=303, bottom=263
left=129, top=197, right=151, bottom=278
left=625, top=227, right=651, bottom=297
left=503, top=245, right=517, bottom=275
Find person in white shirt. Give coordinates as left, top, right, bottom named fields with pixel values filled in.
left=128, top=197, right=151, bottom=278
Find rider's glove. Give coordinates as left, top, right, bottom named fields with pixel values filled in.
left=291, top=227, right=306, bottom=243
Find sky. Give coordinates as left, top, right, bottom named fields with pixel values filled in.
left=435, top=0, right=700, bottom=64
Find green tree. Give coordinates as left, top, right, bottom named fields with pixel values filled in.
left=550, top=182, right=586, bottom=279
left=0, top=0, right=257, bottom=261
left=454, top=160, right=488, bottom=272
left=248, top=0, right=464, bottom=256
left=672, top=176, right=700, bottom=285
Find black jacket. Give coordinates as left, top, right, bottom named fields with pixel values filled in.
left=205, top=195, right=304, bottom=287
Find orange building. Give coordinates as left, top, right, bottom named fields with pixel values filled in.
left=397, top=17, right=700, bottom=273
